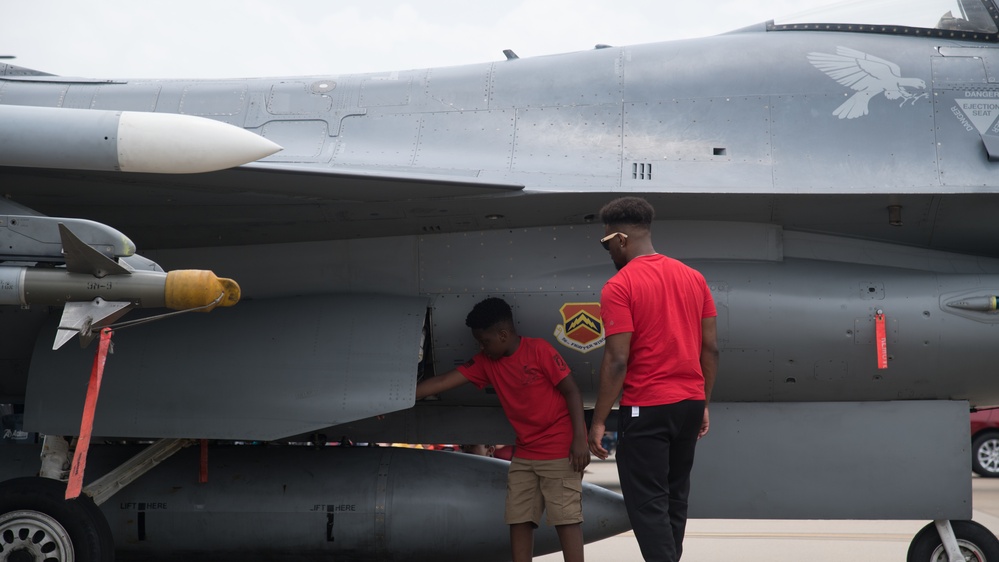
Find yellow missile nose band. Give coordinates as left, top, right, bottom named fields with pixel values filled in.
left=217, top=277, right=241, bottom=307
left=164, top=270, right=241, bottom=312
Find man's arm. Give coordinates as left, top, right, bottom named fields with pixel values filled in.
left=698, top=316, right=719, bottom=439
left=588, top=332, right=631, bottom=459
left=556, top=374, right=590, bottom=472
left=415, top=369, right=469, bottom=400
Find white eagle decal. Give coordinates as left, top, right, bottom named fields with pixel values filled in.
left=807, top=47, right=927, bottom=119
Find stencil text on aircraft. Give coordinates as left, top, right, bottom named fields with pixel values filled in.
left=954, top=99, right=999, bottom=133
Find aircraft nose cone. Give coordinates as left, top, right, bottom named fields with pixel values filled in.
left=0, top=105, right=282, bottom=174
left=117, top=111, right=282, bottom=173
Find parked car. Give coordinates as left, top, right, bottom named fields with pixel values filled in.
left=971, top=409, right=999, bottom=477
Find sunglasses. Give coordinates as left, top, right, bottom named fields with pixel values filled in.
left=600, top=232, right=628, bottom=250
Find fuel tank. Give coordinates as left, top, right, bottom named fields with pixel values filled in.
left=10, top=443, right=629, bottom=561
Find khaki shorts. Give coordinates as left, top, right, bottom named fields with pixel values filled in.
left=505, top=457, right=583, bottom=526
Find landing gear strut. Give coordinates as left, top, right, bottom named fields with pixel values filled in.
left=908, top=520, right=999, bottom=562
left=0, top=437, right=190, bottom=562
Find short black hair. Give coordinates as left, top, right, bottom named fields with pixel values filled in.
left=465, top=297, right=514, bottom=331
left=599, top=196, right=655, bottom=228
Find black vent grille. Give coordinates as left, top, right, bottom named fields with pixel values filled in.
left=632, top=162, right=652, bottom=180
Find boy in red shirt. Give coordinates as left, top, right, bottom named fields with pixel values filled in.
left=416, top=297, right=590, bottom=562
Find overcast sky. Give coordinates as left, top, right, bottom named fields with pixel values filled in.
left=2, top=0, right=838, bottom=79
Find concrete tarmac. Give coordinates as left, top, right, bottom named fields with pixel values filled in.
left=537, top=457, right=999, bottom=562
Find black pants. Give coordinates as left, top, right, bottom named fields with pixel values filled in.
left=616, top=400, right=705, bottom=562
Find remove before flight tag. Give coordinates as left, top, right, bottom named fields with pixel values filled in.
left=875, top=311, right=888, bottom=370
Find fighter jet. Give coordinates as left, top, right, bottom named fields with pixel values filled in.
left=3, top=0, right=999, bottom=560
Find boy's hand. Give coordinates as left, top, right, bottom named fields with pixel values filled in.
left=415, top=369, right=469, bottom=400
left=588, top=422, right=608, bottom=460
left=570, top=436, right=590, bottom=472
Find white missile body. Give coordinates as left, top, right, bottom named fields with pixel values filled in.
left=0, top=105, right=281, bottom=173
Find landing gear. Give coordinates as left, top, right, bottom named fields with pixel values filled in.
left=0, top=477, right=113, bottom=562
left=907, top=520, right=999, bottom=562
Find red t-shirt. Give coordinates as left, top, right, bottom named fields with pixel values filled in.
left=601, top=254, right=717, bottom=406
left=457, top=337, right=572, bottom=460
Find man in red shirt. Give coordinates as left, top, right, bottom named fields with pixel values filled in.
left=416, top=297, right=590, bottom=562
left=587, top=197, right=719, bottom=562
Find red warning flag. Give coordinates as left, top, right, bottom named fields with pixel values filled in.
left=66, top=328, right=113, bottom=500
left=875, top=311, right=888, bottom=370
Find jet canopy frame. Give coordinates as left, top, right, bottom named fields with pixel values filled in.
left=769, top=0, right=999, bottom=42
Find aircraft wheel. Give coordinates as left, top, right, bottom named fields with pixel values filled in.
left=0, top=477, right=114, bottom=562
left=973, top=433, right=999, bottom=477
left=907, top=520, right=999, bottom=562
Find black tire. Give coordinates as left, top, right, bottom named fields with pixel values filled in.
left=907, top=520, right=999, bottom=561
left=973, top=432, right=999, bottom=477
left=0, top=477, right=114, bottom=562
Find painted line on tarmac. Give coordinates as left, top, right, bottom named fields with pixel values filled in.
left=686, top=532, right=912, bottom=542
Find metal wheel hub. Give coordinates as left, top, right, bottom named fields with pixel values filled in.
left=0, top=510, right=74, bottom=562
left=978, top=439, right=999, bottom=473
left=930, top=539, right=986, bottom=562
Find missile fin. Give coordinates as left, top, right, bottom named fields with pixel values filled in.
left=59, top=224, right=129, bottom=277
left=54, top=298, right=132, bottom=350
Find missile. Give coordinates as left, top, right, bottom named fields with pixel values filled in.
left=0, top=264, right=240, bottom=350
left=0, top=266, right=240, bottom=310
left=66, top=444, right=629, bottom=561
left=0, top=105, right=281, bottom=174
left=0, top=224, right=239, bottom=349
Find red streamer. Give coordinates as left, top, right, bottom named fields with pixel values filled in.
left=875, top=312, right=888, bottom=370
left=66, top=328, right=113, bottom=500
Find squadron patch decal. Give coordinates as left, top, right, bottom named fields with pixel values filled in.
left=807, top=46, right=927, bottom=119
left=554, top=302, right=605, bottom=353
